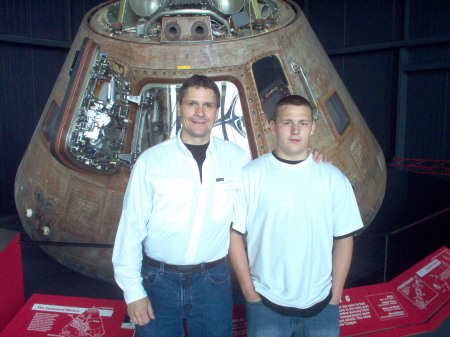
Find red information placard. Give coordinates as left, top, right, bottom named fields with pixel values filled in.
left=392, top=247, right=450, bottom=318
left=340, top=246, right=450, bottom=336
left=0, top=294, right=127, bottom=337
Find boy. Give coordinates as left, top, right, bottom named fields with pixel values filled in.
left=229, top=95, right=363, bottom=336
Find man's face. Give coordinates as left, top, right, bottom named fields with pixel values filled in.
left=177, top=86, right=218, bottom=145
left=270, top=104, right=316, bottom=161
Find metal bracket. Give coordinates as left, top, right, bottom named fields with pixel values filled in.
left=290, top=61, right=319, bottom=121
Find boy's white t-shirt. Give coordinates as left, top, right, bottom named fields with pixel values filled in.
left=232, top=152, right=363, bottom=309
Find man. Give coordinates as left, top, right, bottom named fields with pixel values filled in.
left=112, top=75, right=250, bottom=336
left=229, top=95, right=363, bottom=337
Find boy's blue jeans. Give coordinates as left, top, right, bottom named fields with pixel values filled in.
left=135, top=259, right=232, bottom=337
left=246, top=301, right=340, bottom=337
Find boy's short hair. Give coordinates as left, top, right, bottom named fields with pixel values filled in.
left=178, top=75, right=221, bottom=108
left=272, top=95, right=313, bottom=122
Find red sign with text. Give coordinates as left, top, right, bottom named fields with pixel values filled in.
left=0, top=294, right=127, bottom=337
left=340, top=246, right=449, bottom=336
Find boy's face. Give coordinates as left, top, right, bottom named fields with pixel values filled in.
left=177, top=86, right=218, bottom=145
left=270, top=104, right=315, bottom=161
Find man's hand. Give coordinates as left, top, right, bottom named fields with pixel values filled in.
left=128, top=297, right=155, bottom=326
left=308, top=148, right=331, bottom=164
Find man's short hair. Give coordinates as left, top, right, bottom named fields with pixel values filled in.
left=272, top=95, right=313, bottom=122
left=178, top=75, right=221, bottom=108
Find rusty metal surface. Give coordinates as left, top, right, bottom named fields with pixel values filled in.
left=14, top=0, right=386, bottom=282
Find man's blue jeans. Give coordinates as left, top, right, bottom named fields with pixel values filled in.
left=246, top=301, right=340, bottom=337
left=135, top=259, right=232, bottom=337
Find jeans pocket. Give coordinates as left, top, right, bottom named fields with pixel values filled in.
left=206, top=262, right=230, bottom=286
left=324, top=304, right=340, bottom=324
left=141, top=265, right=159, bottom=287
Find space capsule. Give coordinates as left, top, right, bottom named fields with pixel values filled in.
left=14, top=0, right=386, bottom=282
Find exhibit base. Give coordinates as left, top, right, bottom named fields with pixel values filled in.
left=1, top=247, right=448, bottom=336
left=0, top=229, right=25, bottom=332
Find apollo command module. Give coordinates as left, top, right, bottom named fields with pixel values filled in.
left=14, top=0, right=386, bottom=282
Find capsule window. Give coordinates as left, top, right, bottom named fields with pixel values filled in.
left=48, top=38, right=132, bottom=174
left=325, top=93, right=350, bottom=135
left=42, top=100, right=60, bottom=142
left=134, top=81, right=250, bottom=156
left=252, top=55, right=290, bottom=121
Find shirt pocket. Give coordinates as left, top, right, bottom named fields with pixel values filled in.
left=212, top=178, right=241, bottom=221
left=152, top=178, right=195, bottom=225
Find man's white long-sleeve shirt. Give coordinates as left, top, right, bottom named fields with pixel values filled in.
left=112, top=132, right=249, bottom=304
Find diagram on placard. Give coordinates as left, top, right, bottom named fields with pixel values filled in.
left=421, top=251, right=450, bottom=293
left=428, top=274, right=450, bottom=292
left=397, top=249, right=450, bottom=310
left=59, top=307, right=105, bottom=337
left=397, top=276, right=438, bottom=310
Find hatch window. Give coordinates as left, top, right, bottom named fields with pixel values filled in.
left=47, top=38, right=132, bottom=174
left=42, top=100, right=60, bottom=141
left=325, top=93, right=350, bottom=135
left=48, top=40, right=250, bottom=173
left=134, top=81, right=250, bottom=156
left=252, top=55, right=290, bottom=121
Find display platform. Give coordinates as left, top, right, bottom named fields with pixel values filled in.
left=0, top=229, right=24, bottom=331
left=0, top=247, right=448, bottom=336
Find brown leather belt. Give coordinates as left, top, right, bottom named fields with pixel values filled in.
left=143, top=255, right=226, bottom=273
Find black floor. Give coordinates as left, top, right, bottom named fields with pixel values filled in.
left=1, top=166, right=449, bottom=336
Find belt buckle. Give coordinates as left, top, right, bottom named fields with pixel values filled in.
left=174, top=264, right=200, bottom=273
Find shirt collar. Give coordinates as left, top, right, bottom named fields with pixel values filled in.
left=269, top=152, right=313, bottom=168
left=176, top=128, right=217, bottom=159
